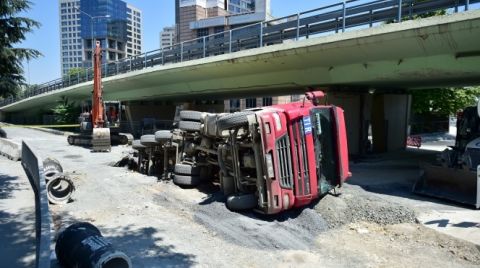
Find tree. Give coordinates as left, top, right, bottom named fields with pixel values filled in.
left=411, top=87, right=480, bottom=116
left=0, top=0, right=41, bottom=99
left=51, top=97, right=78, bottom=124
left=67, top=67, right=86, bottom=78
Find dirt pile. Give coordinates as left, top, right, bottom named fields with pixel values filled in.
left=314, top=185, right=417, bottom=229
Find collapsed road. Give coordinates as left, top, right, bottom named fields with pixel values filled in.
left=1, top=126, right=479, bottom=267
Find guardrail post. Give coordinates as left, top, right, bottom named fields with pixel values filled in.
left=203, top=37, right=207, bottom=58
left=296, top=13, right=300, bottom=40
left=77, top=72, right=80, bottom=83
left=144, top=52, right=148, bottom=68
left=229, top=30, right=232, bottom=53
left=397, top=0, right=403, bottom=22
left=116, top=62, right=118, bottom=75
left=104, top=63, right=107, bottom=77
left=161, top=49, right=164, bottom=65
left=342, top=1, right=346, bottom=32
left=466, top=0, right=470, bottom=11
left=454, top=0, right=459, bottom=12
left=86, top=68, right=88, bottom=81
left=259, top=22, right=263, bottom=47
left=130, top=57, right=132, bottom=71
left=180, top=42, right=184, bottom=62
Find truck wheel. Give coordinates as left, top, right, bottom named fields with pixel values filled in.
left=226, top=194, right=257, bottom=211
left=173, top=174, right=201, bottom=186
left=217, top=111, right=254, bottom=132
left=155, top=130, right=172, bottom=142
left=174, top=163, right=200, bottom=175
left=132, top=140, right=146, bottom=150
left=178, top=121, right=202, bottom=132
left=180, top=110, right=203, bottom=122
left=221, top=175, right=235, bottom=196
left=140, top=135, right=159, bottom=147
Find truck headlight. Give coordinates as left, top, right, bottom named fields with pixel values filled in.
left=265, top=153, right=274, bottom=179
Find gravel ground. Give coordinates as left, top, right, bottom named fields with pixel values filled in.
left=2, top=126, right=479, bottom=267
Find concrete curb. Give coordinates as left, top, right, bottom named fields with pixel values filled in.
left=26, top=127, right=74, bottom=137
left=0, top=137, right=21, bottom=161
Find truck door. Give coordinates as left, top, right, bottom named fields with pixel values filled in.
left=310, top=107, right=350, bottom=193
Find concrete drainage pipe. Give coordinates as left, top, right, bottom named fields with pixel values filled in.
left=46, top=174, right=75, bottom=205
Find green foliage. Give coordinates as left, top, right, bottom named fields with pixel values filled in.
left=411, top=87, right=480, bottom=116
left=51, top=97, right=78, bottom=124
left=67, top=67, right=86, bottom=78
left=0, top=0, right=41, bottom=98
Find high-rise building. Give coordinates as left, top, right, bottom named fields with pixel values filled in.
left=127, top=4, right=142, bottom=57
left=228, top=0, right=255, bottom=14
left=160, top=26, right=176, bottom=49
left=59, top=0, right=142, bottom=76
left=175, top=0, right=269, bottom=43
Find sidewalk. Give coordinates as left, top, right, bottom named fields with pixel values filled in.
left=0, top=158, right=36, bottom=267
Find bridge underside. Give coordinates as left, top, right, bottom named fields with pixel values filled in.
left=2, top=10, right=480, bottom=114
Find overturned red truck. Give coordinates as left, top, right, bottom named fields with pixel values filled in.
left=134, top=90, right=351, bottom=214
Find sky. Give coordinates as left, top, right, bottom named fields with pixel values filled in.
left=19, top=0, right=475, bottom=85
left=20, top=0, right=343, bottom=85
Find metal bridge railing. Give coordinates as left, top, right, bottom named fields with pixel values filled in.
left=0, top=0, right=477, bottom=108
left=21, top=141, right=51, bottom=268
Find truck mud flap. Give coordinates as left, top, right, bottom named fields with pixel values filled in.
left=413, top=163, right=480, bottom=209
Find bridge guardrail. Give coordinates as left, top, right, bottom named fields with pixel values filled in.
left=0, top=0, right=478, bottom=108
left=21, top=141, right=51, bottom=268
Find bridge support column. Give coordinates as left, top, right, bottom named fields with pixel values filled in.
left=0, top=111, right=4, bottom=122
left=371, top=93, right=411, bottom=153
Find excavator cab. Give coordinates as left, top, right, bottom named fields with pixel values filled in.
left=413, top=101, right=480, bottom=209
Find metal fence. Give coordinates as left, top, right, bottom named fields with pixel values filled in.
left=21, top=141, right=51, bottom=268
left=1, top=0, right=478, bottom=108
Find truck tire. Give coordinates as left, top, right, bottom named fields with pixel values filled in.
left=174, top=163, right=200, bottom=175
left=178, top=121, right=202, bottom=132
left=140, top=134, right=159, bottom=147
left=173, top=174, right=201, bottom=187
left=221, top=175, right=235, bottom=196
left=226, top=194, right=257, bottom=211
left=155, top=130, right=172, bottom=142
left=180, top=110, right=203, bottom=122
left=132, top=140, right=146, bottom=150
left=217, top=111, right=254, bottom=132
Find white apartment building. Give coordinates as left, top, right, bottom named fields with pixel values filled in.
left=159, top=26, right=176, bottom=49
left=126, top=4, right=142, bottom=57
left=59, top=0, right=83, bottom=76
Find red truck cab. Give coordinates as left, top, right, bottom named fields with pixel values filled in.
left=219, top=91, right=351, bottom=214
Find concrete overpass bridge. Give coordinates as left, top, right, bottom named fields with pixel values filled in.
left=1, top=0, right=480, bottom=155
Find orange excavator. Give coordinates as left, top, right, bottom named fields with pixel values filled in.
left=67, top=41, right=132, bottom=151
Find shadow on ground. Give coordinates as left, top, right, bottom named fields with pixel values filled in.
left=0, top=173, right=23, bottom=199
left=51, top=211, right=196, bottom=268
left=0, top=210, right=36, bottom=268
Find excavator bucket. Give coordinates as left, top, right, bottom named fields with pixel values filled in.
left=92, top=128, right=111, bottom=152
left=413, top=163, right=480, bottom=209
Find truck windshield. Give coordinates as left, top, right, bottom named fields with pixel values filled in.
left=310, top=107, right=339, bottom=193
